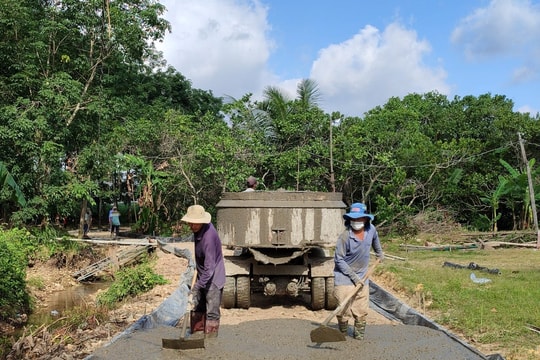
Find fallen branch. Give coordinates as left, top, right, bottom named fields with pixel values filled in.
left=400, top=243, right=478, bottom=251
left=526, top=324, right=540, bottom=335
left=371, top=251, right=406, bottom=261
left=480, top=241, right=537, bottom=249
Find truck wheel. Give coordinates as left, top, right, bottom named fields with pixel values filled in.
left=310, top=277, right=325, bottom=311
left=236, top=276, right=251, bottom=309
left=325, top=277, right=338, bottom=310
left=222, top=276, right=236, bottom=309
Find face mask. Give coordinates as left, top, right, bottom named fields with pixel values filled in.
left=350, top=221, right=364, bottom=231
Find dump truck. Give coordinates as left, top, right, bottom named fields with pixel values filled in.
left=216, top=191, right=346, bottom=310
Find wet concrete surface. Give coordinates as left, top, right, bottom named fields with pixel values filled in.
left=88, top=319, right=486, bottom=360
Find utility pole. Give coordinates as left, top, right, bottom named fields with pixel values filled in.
left=518, top=133, right=540, bottom=249
left=329, top=116, right=335, bottom=192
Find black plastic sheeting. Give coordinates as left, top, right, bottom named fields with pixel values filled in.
left=86, top=239, right=505, bottom=360
left=369, top=282, right=504, bottom=360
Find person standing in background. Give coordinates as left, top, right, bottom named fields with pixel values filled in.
left=83, top=208, right=92, bottom=238
left=109, top=206, right=121, bottom=239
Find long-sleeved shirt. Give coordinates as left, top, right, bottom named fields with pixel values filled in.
left=333, top=225, right=384, bottom=286
left=193, top=222, right=226, bottom=290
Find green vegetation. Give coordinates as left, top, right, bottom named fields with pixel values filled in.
left=96, top=258, right=168, bottom=308
left=1, top=0, right=540, bottom=238
left=59, top=303, right=111, bottom=335
left=382, top=243, right=540, bottom=360
left=0, top=227, right=87, bottom=321
left=0, top=227, right=167, bottom=357
left=0, top=229, right=31, bottom=320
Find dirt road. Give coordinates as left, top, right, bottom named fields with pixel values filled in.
left=19, top=231, right=493, bottom=360
left=85, top=237, right=488, bottom=360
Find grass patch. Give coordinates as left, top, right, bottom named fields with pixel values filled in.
left=26, top=276, right=45, bottom=291
left=382, top=243, right=540, bottom=360
left=96, top=257, right=168, bottom=308
left=60, top=303, right=111, bottom=335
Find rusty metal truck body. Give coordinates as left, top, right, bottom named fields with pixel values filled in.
left=216, top=191, right=346, bottom=310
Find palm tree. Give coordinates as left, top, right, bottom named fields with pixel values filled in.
left=296, top=78, right=321, bottom=110
left=257, top=79, right=330, bottom=190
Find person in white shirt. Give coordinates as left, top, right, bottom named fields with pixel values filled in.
left=243, top=176, right=257, bottom=192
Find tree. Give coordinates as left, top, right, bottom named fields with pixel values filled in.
left=256, top=79, right=331, bottom=190
left=0, top=0, right=172, bottom=225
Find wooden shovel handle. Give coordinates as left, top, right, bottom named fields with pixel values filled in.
left=190, top=268, right=198, bottom=291
left=180, top=268, right=198, bottom=338
left=320, top=258, right=380, bottom=327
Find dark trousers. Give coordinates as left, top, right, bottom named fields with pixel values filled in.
left=110, top=224, right=120, bottom=235
left=193, top=284, right=223, bottom=321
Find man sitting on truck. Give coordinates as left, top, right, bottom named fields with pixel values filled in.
left=243, top=176, right=257, bottom=191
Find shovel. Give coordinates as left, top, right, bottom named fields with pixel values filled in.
left=162, top=269, right=206, bottom=350
left=310, top=259, right=380, bottom=343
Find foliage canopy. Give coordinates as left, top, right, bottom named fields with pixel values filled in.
left=1, top=1, right=540, bottom=236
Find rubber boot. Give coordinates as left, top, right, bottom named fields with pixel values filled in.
left=190, top=311, right=206, bottom=334
left=353, top=320, right=366, bottom=340
left=338, top=321, right=348, bottom=335
left=205, top=319, right=220, bottom=338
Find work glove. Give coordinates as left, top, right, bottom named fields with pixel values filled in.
left=351, top=274, right=362, bottom=286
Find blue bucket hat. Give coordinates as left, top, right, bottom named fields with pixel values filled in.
left=343, top=202, right=374, bottom=221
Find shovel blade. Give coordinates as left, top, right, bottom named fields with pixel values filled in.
left=162, top=336, right=205, bottom=350
left=310, top=325, right=347, bottom=343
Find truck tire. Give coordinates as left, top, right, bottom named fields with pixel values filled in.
left=236, top=276, right=251, bottom=309
left=325, top=277, right=338, bottom=310
left=222, top=276, right=236, bottom=309
left=310, top=277, right=325, bottom=310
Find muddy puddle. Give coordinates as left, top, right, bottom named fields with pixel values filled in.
left=30, top=282, right=110, bottom=324
left=88, top=319, right=486, bottom=360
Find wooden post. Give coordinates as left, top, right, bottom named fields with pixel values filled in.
left=518, top=133, right=540, bottom=249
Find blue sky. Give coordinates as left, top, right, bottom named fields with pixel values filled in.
left=157, top=0, right=540, bottom=117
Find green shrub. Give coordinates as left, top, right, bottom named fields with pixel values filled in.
left=0, top=229, right=31, bottom=320
left=29, top=226, right=85, bottom=260
left=96, top=259, right=168, bottom=308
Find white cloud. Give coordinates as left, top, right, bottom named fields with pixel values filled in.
left=451, top=0, right=540, bottom=83
left=517, top=104, right=539, bottom=115
left=310, top=23, right=449, bottom=116
left=158, top=1, right=450, bottom=117
left=157, top=0, right=277, bottom=99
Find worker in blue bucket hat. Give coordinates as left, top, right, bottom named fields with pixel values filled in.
left=333, top=202, right=384, bottom=340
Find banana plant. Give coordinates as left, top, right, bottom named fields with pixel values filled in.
left=0, top=162, right=26, bottom=207
left=122, top=154, right=169, bottom=234
left=498, top=159, right=540, bottom=230
left=480, top=175, right=510, bottom=232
